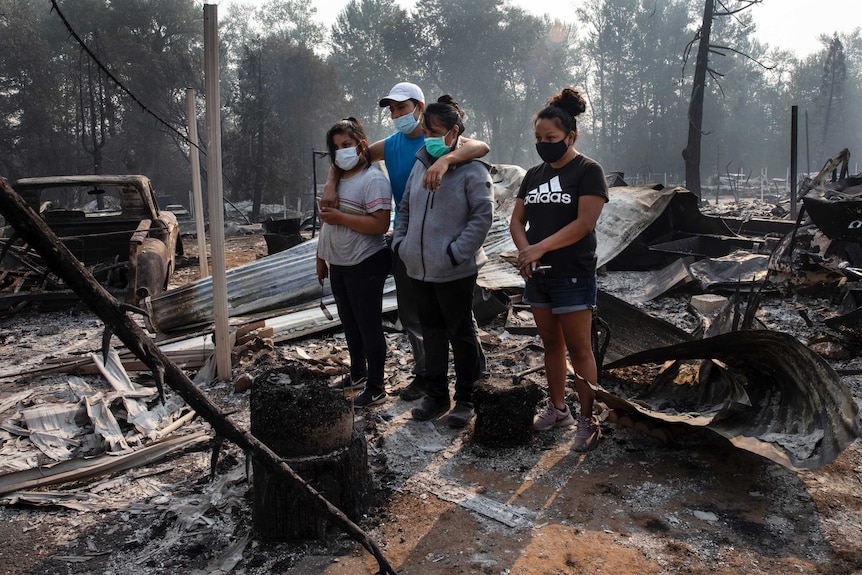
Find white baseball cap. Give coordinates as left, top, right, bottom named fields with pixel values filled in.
left=379, top=82, right=425, bottom=107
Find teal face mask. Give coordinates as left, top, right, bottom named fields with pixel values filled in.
left=425, top=129, right=452, bottom=158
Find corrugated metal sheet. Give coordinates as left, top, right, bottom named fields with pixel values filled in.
left=480, top=185, right=685, bottom=289
left=603, top=330, right=860, bottom=470
left=146, top=186, right=689, bottom=333
left=145, top=237, right=387, bottom=332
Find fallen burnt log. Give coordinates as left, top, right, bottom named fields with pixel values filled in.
left=602, top=330, right=860, bottom=470
left=0, top=177, right=397, bottom=574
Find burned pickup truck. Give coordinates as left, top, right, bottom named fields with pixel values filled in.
left=0, top=175, right=180, bottom=314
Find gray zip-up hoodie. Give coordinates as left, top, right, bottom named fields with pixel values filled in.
left=392, top=147, right=494, bottom=283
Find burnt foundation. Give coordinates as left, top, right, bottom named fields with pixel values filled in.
left=250, top=361, right=371, bottom=540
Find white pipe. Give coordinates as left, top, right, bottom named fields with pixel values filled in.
left=186, top=88, right=209, bottom=279
left=204, top=5, right=231, bottom=381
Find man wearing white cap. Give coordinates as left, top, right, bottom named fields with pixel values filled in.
left=322, top=81, right=490, bottom=401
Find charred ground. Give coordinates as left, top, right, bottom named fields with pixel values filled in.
left=0, top=231, right=860, bottom=575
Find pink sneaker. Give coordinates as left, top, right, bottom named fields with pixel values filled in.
left=574, top=415, right=601, bottom=451
left=533, top=402, right=575, bottom=431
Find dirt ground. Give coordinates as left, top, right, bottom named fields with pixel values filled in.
left=0, top=232, right=861, bottom=575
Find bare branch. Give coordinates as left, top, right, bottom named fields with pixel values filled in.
left=710, top=43, right=776, bottom=70
left=682, top=32, right=701, bottom=73
left=706, top=66, right=726, bottom=79
left=715, top=0, right=762, bottom=17
left=707, top=68, right=727, bottom=96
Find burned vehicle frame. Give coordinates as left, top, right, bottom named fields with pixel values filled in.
left=0, top=175, right=180, bottom=313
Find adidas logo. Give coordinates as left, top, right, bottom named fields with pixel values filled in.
left=523, top=175, right=572, bottom=205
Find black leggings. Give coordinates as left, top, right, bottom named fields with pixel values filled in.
left=329, top=248, right=392, bottom=391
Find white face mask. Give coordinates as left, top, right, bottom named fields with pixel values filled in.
left=334, top=146, right=360, bottom=171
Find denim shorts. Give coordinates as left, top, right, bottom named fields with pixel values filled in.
left=523, top=274, right=597, bottom=314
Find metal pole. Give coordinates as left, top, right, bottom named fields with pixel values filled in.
left=805, top=109, right=811, bottom=175
left=790, top=105, right=798, bottom=220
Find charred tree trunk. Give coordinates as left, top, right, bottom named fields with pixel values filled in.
left=0, top=178, right=397, bottom=575
left=682, top=0, right=714, bottom=201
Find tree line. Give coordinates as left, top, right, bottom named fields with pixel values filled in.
left=0, top=0, right=859, bottom=218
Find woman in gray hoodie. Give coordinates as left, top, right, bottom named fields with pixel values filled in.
left=391, top=94, right=494, bottom=428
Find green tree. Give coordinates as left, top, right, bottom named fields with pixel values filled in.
left=76, top=35, right=110, bottom=176
left=221, top=0, right=335, bottom=217
left=624, top=0, right=692, bottom=181
left=408, top=0, right=576, bottom=166
left=574, top=0, right=696, bottom=181
left=93, top=0, right=203, bottom=196
left=0, top=0, right=81, bottom=179
left=223, top=35, right=344, bottom=218
left=227, top=41, right=278, bottom=221
left=255, top=0, right=324, bottom=45
left=0, top=0, right=204, bottom=199
left=699, top=6, right=774, bottom=190
left=328, top=0, right=414, bottom=141
left=577, top=0, right=639, bottom=168
left=766, top=29, right=861, bottom=176
left=818, top=34, right=847, bottom=161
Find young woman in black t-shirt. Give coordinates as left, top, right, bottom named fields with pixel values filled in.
left=509, top=88, right=609, bottom=452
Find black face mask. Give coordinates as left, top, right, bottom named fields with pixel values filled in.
left=535, top=139, right=569, bottom=164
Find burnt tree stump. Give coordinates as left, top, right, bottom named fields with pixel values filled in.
left=472, top=375, right=542, bottom=446
left=250, top=362, right=371, bottom=540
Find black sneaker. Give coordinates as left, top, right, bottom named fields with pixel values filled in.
left=411, top=396, right=450, bottom=421
left=447, top=401, right=474, bottom=428
left=399, top=375, right=427, bottom=401
left=331, top=374, right=367, bottom=391
left=353, top=387, right=386, bottom=408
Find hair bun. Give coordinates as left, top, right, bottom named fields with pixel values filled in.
left=434, top=94, right=465, bottom=119
left=547, top=88, right=586, bottom=118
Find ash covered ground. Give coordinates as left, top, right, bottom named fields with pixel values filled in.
left=0, top=219, right=861, bottom=575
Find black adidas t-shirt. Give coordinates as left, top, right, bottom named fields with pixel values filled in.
left=516, top=154, right=609, bottom=278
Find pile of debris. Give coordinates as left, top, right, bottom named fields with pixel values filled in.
left=0, top=153, right=860, bottom=573
left=2, top=154, right=861, bottom=478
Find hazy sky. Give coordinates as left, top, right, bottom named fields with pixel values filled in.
left=215, top=0, right=861, bottom=59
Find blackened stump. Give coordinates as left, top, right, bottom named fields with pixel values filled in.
left=250, top=362, right=371, bottom=539
left=250, top=364, right=353, bottom=456
left=472, top=375, right=542, bottom=446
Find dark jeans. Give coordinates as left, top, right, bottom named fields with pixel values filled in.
left=392, top=249, right=426, bottom=377
left=330, top=248, right=391, bottom=392
left=412, top=273, right=486, bottom=404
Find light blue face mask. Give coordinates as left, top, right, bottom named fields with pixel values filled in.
left=393, top=107, right=419, bottom=134
left=425, top=129, right=452, bottom=158
left=334, top=146, right=360, bottom=171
